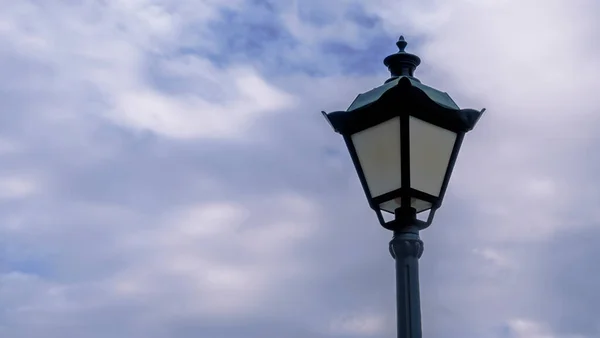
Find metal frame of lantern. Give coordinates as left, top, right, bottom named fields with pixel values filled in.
left=322, top=37, right=485, bottom=232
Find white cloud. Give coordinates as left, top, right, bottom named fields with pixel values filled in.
left=0, top=0, right=296, bottom=140
left=472, top=247, right=512, bottom=269
left=508, top=319, right=553, bottom=338
left=105, top=63, right=296, bottom=139
left=505, top=319, right=587, bottom=338
left=328, top=312, right=387, bottom=336
left=0, top=176, right=39, bottom=199
left=164, top=202, right=248, bottom=238
left=105, top=194, right=320, bottom=322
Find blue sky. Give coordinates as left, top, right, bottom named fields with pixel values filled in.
left=0, top=0, right=600, bottom=337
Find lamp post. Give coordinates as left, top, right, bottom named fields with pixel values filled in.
left=321, top=36, right=485, bottom=338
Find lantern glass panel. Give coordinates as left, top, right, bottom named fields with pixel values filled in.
left=350, top=117, right=401, bottom=198
left=409, top=116, right=457, bottom=197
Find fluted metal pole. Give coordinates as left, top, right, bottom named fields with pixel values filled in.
left=389, top=226, right=424, bottom=338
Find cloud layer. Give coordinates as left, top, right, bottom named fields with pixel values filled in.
left=0, top=0, right=599, bottom=337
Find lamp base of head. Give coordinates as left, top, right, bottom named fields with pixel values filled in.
left=380, top=206, right=434, bottom=232
left=395, top=206, right=417, bottom=223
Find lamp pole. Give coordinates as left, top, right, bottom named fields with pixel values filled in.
left=390, top=222, right=423, bottom=338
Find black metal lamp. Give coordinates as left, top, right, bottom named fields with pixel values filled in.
left=322, top=36, right=485, bottom=231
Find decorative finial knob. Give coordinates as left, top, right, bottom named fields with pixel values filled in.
left=383, top=35, right=421, bottom=82
left=396, top=36, right=407, bottom=52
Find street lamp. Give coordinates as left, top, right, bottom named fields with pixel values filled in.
left=321, top=36, right=485, bottom=338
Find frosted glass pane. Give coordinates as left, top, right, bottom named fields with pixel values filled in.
left=379, top=198, right=432, bottom=214
left=409, top=117, right=457, bottom=197
left=379, top=200, right=399, bottom=214
left=412, top=199, right=433, bottom=213
left=351, top=117, right=401, bottom=198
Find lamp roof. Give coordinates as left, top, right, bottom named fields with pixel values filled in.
left=323, top=76, right=485, bottom=134
left=347, top=76, right=460, bottom=112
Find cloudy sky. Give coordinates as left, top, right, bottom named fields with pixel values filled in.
left=0, top=0, right=599, bottom=337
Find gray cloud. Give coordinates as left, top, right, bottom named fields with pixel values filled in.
left=0, top=0, right=599, bottom=337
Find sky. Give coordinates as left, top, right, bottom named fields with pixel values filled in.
left=0, top=0, right=599, bottom=337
